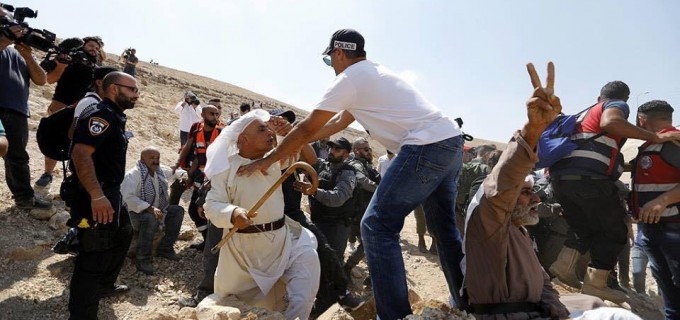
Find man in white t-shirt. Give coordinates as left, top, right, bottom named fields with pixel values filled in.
left=239, top=29, right=466, bottom=319
left=173, top=91, right=202, bottom=146
left=376, top=150, right=395, bottom=178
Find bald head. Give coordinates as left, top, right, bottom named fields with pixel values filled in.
left=140, top=146, right=161, bottom=174
left=102, top=71, right=134, bottom=92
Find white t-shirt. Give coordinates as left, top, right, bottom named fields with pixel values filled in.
left=73, top=92, right=102, bottom=119
left=315, top=60, right=461, bottom=153
left=377, top=154, right=395, bottom=177
left=174, top=101, right=202, bottom=132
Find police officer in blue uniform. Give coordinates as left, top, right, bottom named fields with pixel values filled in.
left=67, top=71, right=139, bottom=320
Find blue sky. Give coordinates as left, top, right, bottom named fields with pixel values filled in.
left=15, top=0, right=680, bottom=142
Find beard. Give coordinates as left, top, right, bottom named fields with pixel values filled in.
left=115, top=93, right=136, bottom=110
left=511, top=203, right=540, bottom=226
left=328, top=154, right=343, bottom=164
left=205, top=119, right=218, bottom=127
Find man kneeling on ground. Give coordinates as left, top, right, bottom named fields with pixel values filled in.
left=122, top=146, right=187, bottom=275
left=203, top=110, right=320, bottom=319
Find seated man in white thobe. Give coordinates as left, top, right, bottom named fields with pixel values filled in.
left=203, top=109, right=320, bottom=320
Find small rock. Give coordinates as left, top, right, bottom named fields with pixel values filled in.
left=48, top=211, right=70, bottom=230
left=178, top=307, right=198, bottom=320
left=8, top=246, right=43, bottom=261
left=42, top=88, right=53, bottom=99
left=177, top=226, right=196, bottom=241
left=29, top=206, right=57, bottom=220
left=140, top=309, right=177, bottom=320
left=196, top=294, right=241, bottom=320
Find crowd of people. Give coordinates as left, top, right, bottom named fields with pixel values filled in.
left=1, top=11, right=679, bottom=320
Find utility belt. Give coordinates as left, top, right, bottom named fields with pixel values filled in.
left=237, top=217, right=286, bottom=234
left=470, top=302, right=545, bottom=315
left=554, top=174, right=608, bottom=181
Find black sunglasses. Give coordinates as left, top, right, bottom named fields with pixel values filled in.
left=114, top=83, right=139, bottom=93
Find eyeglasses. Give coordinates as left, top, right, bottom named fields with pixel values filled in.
left=114, top=83, right=139, bottom=93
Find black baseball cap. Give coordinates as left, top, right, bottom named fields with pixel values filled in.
left=269, top=108, right=296, bottom=124
left=90, top=66, right=118, bottom=90
left=327, top=137, right=352, bottom=152
left=93, top=66, right=118, bottom=80
left=322, top=29, right=365, bottom=55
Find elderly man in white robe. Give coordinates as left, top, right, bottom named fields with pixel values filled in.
left=203, top=109, right=320, bottom=320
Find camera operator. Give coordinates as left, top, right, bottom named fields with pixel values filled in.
left=0, top=22, right=53, bottom=210
left=120, top=47, right=138, bottom=77
left=36, top=36, right=104, bottom=188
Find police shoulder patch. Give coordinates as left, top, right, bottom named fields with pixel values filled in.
left=89, top=117, right=110, bottom=136
left=640, top=155, right=653, bottom=170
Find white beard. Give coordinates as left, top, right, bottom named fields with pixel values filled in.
left=512, top=204, right=540, bottom=226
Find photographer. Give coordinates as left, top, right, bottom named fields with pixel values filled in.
left=120, top=47, right=138, bottom=77
left=36, top=36, right=104, bottom=188
left=0, top=22, right=53, bottom=210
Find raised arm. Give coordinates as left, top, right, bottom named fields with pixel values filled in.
left=15, top=44, right=46, bottom=85
left=238, top=109, right=338, bottom=176
left=307, top=111, right=356, bottom=143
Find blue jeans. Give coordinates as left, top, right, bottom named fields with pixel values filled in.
left=632, top=231, right=649, bottom=294
left=361, top=135, right=465, bottom=319
left=639, top=222, right=680, bottom=320
left=129, top=205, right=184, bottom=261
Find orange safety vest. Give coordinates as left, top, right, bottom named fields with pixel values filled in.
left=194, top=122, right=220, bottom=170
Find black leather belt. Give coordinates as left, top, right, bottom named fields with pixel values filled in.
left=237, top=217, right=286, bottom=233
left=470, top=302, right=542, bottom=315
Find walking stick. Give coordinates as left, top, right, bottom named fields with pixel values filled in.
left=210, top=161, right=319, bottom=254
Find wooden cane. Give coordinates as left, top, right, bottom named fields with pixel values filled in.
left=210, top=161, right=319, bottom=254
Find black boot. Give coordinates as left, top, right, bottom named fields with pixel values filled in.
left=607, top=269, right=627, bottom=293
left=190, top=229, right=207, bottom=250
left=53, top=228, right=79, bottom=255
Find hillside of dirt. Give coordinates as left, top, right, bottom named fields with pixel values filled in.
left=0, top=54, right=662, bottom=320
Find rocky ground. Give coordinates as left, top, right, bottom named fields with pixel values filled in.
left=0, top=54, right=664, bottom=319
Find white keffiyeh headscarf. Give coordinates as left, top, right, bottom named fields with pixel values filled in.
left=204, top=109, right=271, bottom=180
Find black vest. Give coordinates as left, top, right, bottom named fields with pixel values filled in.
left=349, top=158, right=381, bottom=218
left=310, top=161, right=357, bottom=225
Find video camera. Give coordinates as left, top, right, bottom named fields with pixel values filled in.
left=0, top=3, right=57, bottom=52
left=40, top=37, right=91, bottom=72
left=122, top=47, right=135, bottom=59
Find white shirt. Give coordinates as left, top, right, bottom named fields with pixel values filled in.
left=377, top=153, right=395, bottom=177
left=174, top=101, right=202, bottom=132
left=122, top=164, right=186, bottom=213
left=73, top=92, right=101, bottom=119
left=315, top=60, right=461, bottom=153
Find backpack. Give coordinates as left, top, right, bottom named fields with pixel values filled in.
left=456, top=161, right=490, bottom=208
left=36, top=107, right=76, bottom=161
left=535, top=103, right=605, bottom=169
